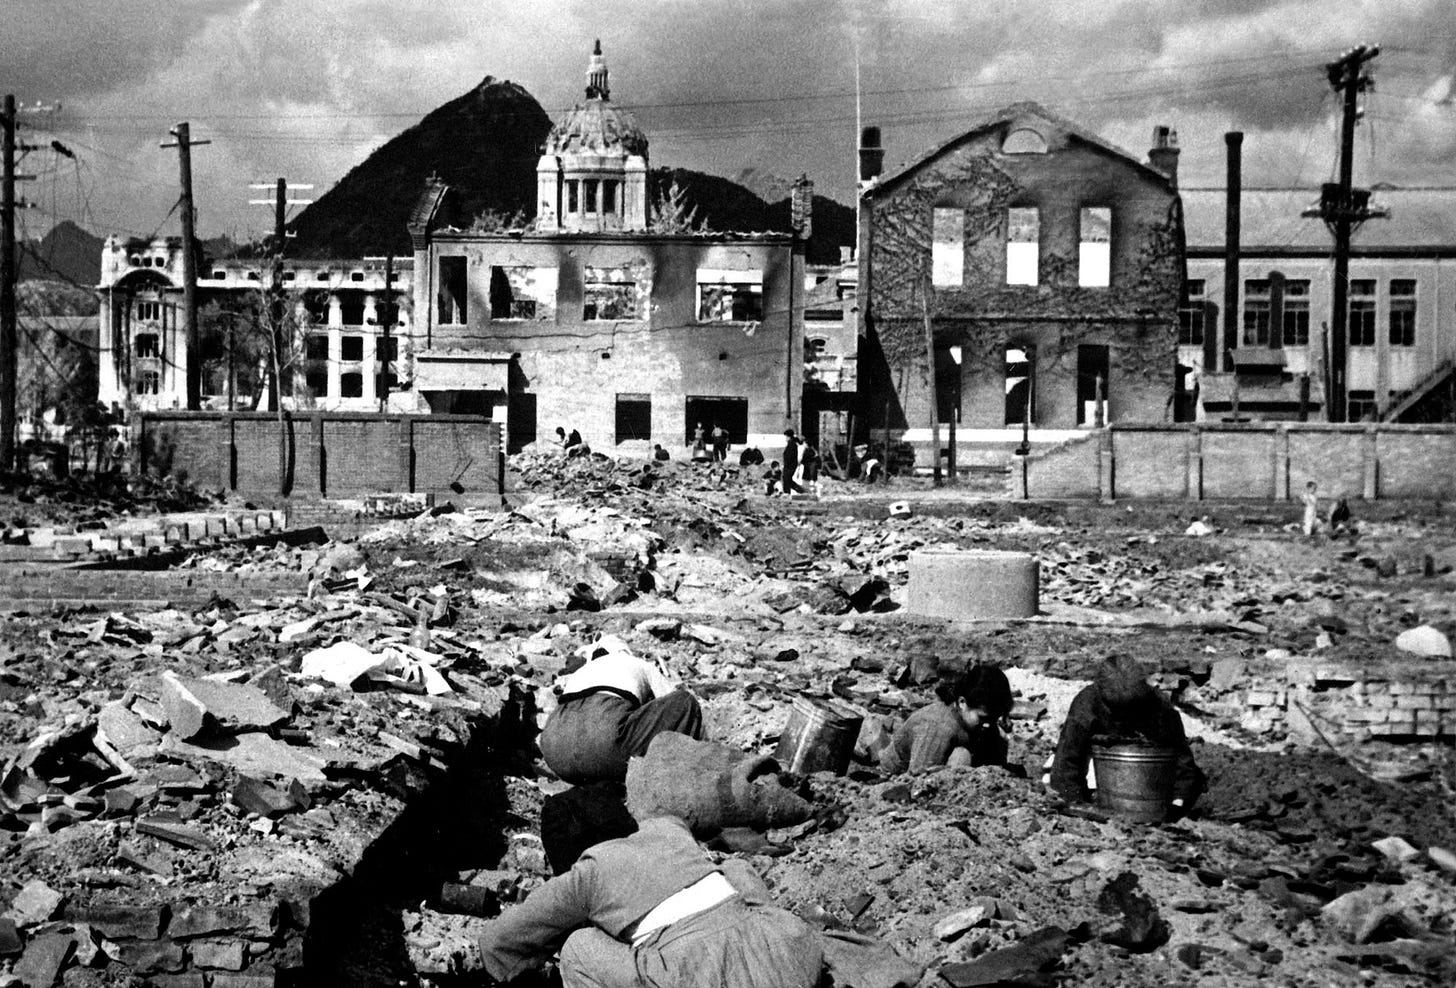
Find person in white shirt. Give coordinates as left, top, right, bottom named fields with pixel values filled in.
left=539, top=638, right=704, bottom=784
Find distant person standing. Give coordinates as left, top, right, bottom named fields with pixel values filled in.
left=781, top=429, right=804, bottom=494
left=1301, top=481, right=1320, bottom=538
left=1327, top=494, right=1352, bottom=536
left=711, top=423, right=729, bottom=463
left=691, top=422, right=707, bottom=461
left=800, top=441, right=821, bottom=494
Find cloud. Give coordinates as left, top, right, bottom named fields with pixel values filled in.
left=9, top=0, right=1454, bottom=240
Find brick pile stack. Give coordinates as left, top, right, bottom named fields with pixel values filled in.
left=1226, top=657, right=1456, bottom=741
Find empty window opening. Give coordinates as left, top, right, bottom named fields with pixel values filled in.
left=1078, top=207, right=1111, bottom=288
left=489, top=265, right=559, bottom=320
left=339, top=373, right=363, bottom=398
left=1002, top=128, right=1048, bottom=154
left=1076, top=344, right=1110, bottom=426
left=340, top=297, right=365, bottom=326
left=932, top=208, right=965, bottom=287
left=1006, top=207, right=1039, bottom=286
left=316, top=270, right=332, bottom=282
left=136, top=370, right=160, bottom=395
left=247, top=272, right=260, bottom=281
left=567, top=180, right=579, bottom=213
left=375, top=372, right=398, bottom=394
left=211, top=270, right=226, bottom=280
left=1004, top=345, right=1036, bottom=425
left=134, top=301, right=161, bottom=321
left=438, top=256, right=468, bottom=325
left=341, top=336, right=365, bottom=362
left=1390, top=279, right=1416, bottom=347
left=1349, top=279, right=1376, bottom=346
left=585, top=180, right=598, bottom=213
left=697, top=269, right=763, bottom=322
left=305, top=370, right=328, bottom=398
left=283, top=271, right=296, bottom=283
left=1178, top=280, right=1205, bottom=345
left=615, top=393, right=652, bottom=444
left=603, top=181, right=617, bottom=214
left=377, top=337, right=399, bottom=362
left=350, top=271, right=365, bottom=282
left=302, top=293, right=331, bottom=327
left=808, top=337, right=829, bottom=357
left=684, top=396, right=748, bottom=446
left=584, top=268, right=641, bottom=321
left=304, top=335, right=329, bottom=362
left=134, top=333, right=160, bottom=358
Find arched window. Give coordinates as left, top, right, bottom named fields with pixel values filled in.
left=1003, top=128, right=1048, bottom=154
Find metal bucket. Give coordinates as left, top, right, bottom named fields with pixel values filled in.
left=1091, top=745, right=1179, bottom=823
left=774, top=697, right=864, bottom=776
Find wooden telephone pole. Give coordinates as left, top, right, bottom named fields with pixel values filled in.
left=1, top=96, right=53, bottom=470
left=161, top=123, right=209, bottom=410
left=1315, top=45, right=1381, bottom=423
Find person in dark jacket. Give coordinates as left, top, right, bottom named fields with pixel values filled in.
left=479, top=815, right=823, bottom=988
left=880, top=665, right=1015, bottom=774
left=652, top=444, right=670, bottom=462
left=1049, top=653, right=1205, bottom=810
left=781, top=429, right=803, bottom=494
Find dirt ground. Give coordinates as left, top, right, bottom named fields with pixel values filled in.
left=2, top=455, right=1455, bottom=987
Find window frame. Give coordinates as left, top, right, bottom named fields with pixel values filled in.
left=931, top=207, right=965, bottom=288
left=1077, top=207, right=1112, bottom=288
left=696, top=269, right=764, bottom=323
left=1005, top=207, right=1039, bottom=286
left=1389, top=279, right=1416, bottom=347
left=1348, top=279, right=1376, bottom=347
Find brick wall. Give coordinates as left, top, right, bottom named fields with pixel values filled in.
left=1024, top=422, right=1456, bottom=501
left=138, top=412, right=503, bottom=501
left=1231, top=658, right=1456, bottom=742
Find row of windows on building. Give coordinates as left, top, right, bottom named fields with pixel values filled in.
left=1179, top=278, right=1422, bottom=348
left=931, top=206, right=1113, bottom=289
left=436, top=259, right=765, bottom=326
left=204, top=268, right=403, bottom=286
left=563, top=178, right=621, bottom=216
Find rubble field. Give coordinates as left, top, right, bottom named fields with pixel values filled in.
left=2, top=453, right=1455, bottom=987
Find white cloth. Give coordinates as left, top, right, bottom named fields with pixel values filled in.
left=631, top=871, right=737, bottom=946
left=557, top=651, right=677, bottom=705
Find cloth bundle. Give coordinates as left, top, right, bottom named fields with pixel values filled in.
left=625, top=732, right=813, bottom=832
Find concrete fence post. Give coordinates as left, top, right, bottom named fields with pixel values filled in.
left=1363, top=425, right=1378, bottom=501
left=219, top=413, right=235, bottom=491
left=398, top=417, right=413, bottom=493
left=1274, top=424, right=1290, bottom=502
left=313, top=413, right=326, bottom=497
left=1188, top=427, right=1203, bottom=500
left=1098, top=428, right=1114, bottom=500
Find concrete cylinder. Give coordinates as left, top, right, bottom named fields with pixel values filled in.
left=906, top=548, right=1039, bottom=620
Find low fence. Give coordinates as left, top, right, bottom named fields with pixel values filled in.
left=1023, top=422, right=1456, bottom=501
left=137, top=411, right=504, bottom=501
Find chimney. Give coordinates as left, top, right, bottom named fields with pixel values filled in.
left=1220, top=131, right=1244, bottom=375
left=1148, top=125, right=1180, bottom=187
left=858, top=126, right=884, bottom=184
left=791, top=174, right=814, bottom=239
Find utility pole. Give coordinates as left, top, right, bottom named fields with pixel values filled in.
left=161, top=123, right=209, bottom=411
left=248, top=178, right=312, bottom=410
left=379, top=254, right=395, bottom=410
left=1, top=96, right=48, bottom=471
left=1312, top=45, right=1381, bottom=423
left=1, top=95, right=17, bottom=472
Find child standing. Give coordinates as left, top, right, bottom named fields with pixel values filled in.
left=1301, top=481, right=1320, bottom=538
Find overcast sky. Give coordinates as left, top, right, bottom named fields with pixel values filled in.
left=3, top=0, right=1453, bottom=244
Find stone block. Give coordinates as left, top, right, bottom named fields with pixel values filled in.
left=239, top=516, right=258, bottom=535
left=52, top=536, right=90, bottom=556
left=1389, top=682, right=1413, bottom=696
left=111, top=938, right=186, bottom=973
left=3, top=879, right=63, bottom=927
left=210, top=974, right=279, bottom=988
left=148, top=975, right=207, bottom=988
left=159, top=671, right=289, bottom=740
left=255, top=513, right=274, bottom=532
left=1395, top=695, right=1433, bottom=710
left=190, top=938, right=247, bottom=971
left=13, top=933, right=76, bottom=988
left=144, top=534, right=168, bottom=550
left=65, top=901, right=166, bottom=940
left=170, top=903, right=278, bottom=940
left=1246, top=690, right=1278, bottom=707
left=164, top=525, right=185, bottom=543
left=270, top=509, right=287, bottom=530
left=906, top=549, right=1038, bottom=620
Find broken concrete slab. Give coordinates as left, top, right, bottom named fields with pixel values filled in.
left=2, top=880, right=63, bottom=928
left=158, top=671, right=289, bottom=740
left=167, top=731, right=329, bottom=785
left=12, top=932, right=75, bottom=988
left=96, top=701, right=162, bottom=754
left=932, top=903, right=992, bottom=941
left=64, top=901, right=165, bottom=940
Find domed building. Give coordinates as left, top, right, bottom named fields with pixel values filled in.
left=535, top=41, right=651, bottom=233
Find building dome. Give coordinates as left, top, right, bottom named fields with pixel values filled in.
left=545, top=101, right=648, bottom=158
left=535, top=41, right=651, bottom=233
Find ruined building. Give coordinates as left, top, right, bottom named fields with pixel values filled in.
left=408, top=42, right=807, bottom=452
left=857, top=103, right=1186, bottom=460
left=95, top=238, right=413, bottom=413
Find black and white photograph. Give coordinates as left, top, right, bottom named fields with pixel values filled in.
left=1, top=1, right=1455, bottom=985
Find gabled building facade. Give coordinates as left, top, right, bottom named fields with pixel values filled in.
left=857, top=103, right=1187, bottom=457
left=409, top=44, right=806, bottom=453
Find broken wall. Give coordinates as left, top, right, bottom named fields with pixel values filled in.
left=861, top=123, right=1182, bottom=433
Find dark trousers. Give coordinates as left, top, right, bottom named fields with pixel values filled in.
left=540, top=690, right=704, bottom=784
